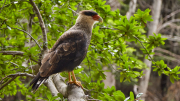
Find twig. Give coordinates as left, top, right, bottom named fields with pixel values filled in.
left=100, top=27, right=118, bottom=30
left=157, top=19, right=180, bottom=33
left=10, top=62, right=19, bottom=67
left=163, top=9, right=180, bottom=21
left=0, top=76, right=17, bottom=90
left=0, top=27, right=42, bottom=50
left=155, top=47, right=180, bottom=59
left=29, top=0, right=48, bottom=52
left=68, top=8, right=78, bottom=15
left=0, top=0, right=6, bottom=13
left=133, top=35, right=154, bottom=62
left=0, top=73, right=35, bottom=84
left=154, top=53, right=180, bottom=63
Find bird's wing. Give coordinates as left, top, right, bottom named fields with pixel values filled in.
left=39, top=30, right=87, bottom=77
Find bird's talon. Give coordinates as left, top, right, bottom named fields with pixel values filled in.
left=68, top=81, right=83, bottom=89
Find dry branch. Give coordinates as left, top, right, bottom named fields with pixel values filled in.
left=0, top=51, right=39, bottom=64
left=44, top=74, right=88, bottom=101
left=0, top=73, right=35, bottom=90
left=29, top=0, right=48, bottom=52
left=0, top=51, right=24, bottom=55
left=157, top=19, right=180, bottom=33
left=154, top=53, right=180, bottom=63
left=155, top=47, right=180, bottom=59
left=0, top=27, right=42, bottom=50
left=163, top=9, right=180, bottom=21
left=0, top=76, right=17, bottom=90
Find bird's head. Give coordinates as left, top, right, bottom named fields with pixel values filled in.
left=76, top=10, right=103, bottom=27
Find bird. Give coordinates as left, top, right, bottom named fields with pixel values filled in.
left=29, top=10, right=103, bottom=91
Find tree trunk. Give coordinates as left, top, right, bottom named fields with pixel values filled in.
left=126, top=0, right=137, bottom=20
left=137, top=0, right=162, bottom=100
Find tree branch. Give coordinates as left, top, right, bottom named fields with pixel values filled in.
left=157, top=19, right=180, bottom=33
left=155, top=47, right=180, bottom=59
left=0, top=76, right=17, bottom=90
left=0, top=51, right=24, bottom=55
left=0, top=51, right=39, bottom=64
left=44, top=76, right=59, bottom=97
left=52, top=74, right=68, bottom=97
left=0, top=73, right=35, bottom=90
left=154, top=52, right=180, bottom=63
left=0, top=27, right=42, bottom=50
left=163, top=9, right=180, bottom=21
left=29, top=0, right=48, bottom=53
left=161, top=35, right=180, bottom=42
left=44, top=74, right=88, bottom=101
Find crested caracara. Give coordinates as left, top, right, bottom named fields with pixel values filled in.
left=30, top=10, right=103, bottom=91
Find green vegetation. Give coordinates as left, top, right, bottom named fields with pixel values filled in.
left=0, top=0, right=179, bottom=101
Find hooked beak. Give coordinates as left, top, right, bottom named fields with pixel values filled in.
left=93, top=15, right=103, bottom=23
left=98, top=16, right=103, bottom=23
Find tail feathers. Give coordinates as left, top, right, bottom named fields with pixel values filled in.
left=29, top=72, right=48, bottom=92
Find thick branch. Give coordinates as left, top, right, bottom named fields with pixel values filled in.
left=45, top=74, right=88, bottom=101
left=29, top=0, right=48, bottom=52
left=44, top=76, right=59, bottom=97
left=52, top=74, right=68, bottom=97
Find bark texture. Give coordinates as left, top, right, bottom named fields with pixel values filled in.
left=44, top=74, right=87, bottom=101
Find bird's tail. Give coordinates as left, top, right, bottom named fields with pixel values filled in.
left=29, top=72, right=48, bottom=92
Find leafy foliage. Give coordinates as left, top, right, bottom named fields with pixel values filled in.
left=0, top=0, right=179, bottom=101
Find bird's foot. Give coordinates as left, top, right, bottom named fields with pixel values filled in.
left=68, top=80, right=83, bottom=89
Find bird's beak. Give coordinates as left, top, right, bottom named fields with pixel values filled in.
left=98, top=16, right=103, bottom=23
left=93, top=15, right=103, bottom=23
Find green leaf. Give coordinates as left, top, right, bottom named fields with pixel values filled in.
left=170, top=75, right=175, bottom=83
left=130, top=91, right=134, bottom=100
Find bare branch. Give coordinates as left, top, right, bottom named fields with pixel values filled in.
left=68, top=8, right=78, bottom=15
left=154, top=52, right=180, bottom=63
left=44, top=76, right=59, bottom=97
left=0, top=51, right=39, bottom=64
left=157, top=19, right=180, bottom=33
left=0, top=76, right=17, bottom=90
left=100, top=27, right=117, bottom=30
left=0, top=27, right=42, bottom=50
left=0, top=51, right=24, bottom=55
left=52, top=74, right=68, bottom=97
left=29, top=0, right=48, bottom=52
left=0, top=73, right=35, bottom=90
left=44, top=74, right=88, bottom=100
left=161, top=35, right=180, bottom=42
left=163, top=9, right=180, bottom=21
left=155, top=47, right=180, bottom=59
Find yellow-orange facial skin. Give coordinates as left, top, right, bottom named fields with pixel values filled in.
left=92, top=15, right=103, bottom=22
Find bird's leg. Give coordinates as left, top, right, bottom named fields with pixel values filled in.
left=68, top=71, right=83, bottom=89
left=68, top=72, right=72, bottom=82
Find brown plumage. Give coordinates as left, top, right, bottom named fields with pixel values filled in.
left=30, top=10, right=103, bottom=91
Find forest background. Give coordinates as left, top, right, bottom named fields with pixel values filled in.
left=1, top=0, right=180, bottom=101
